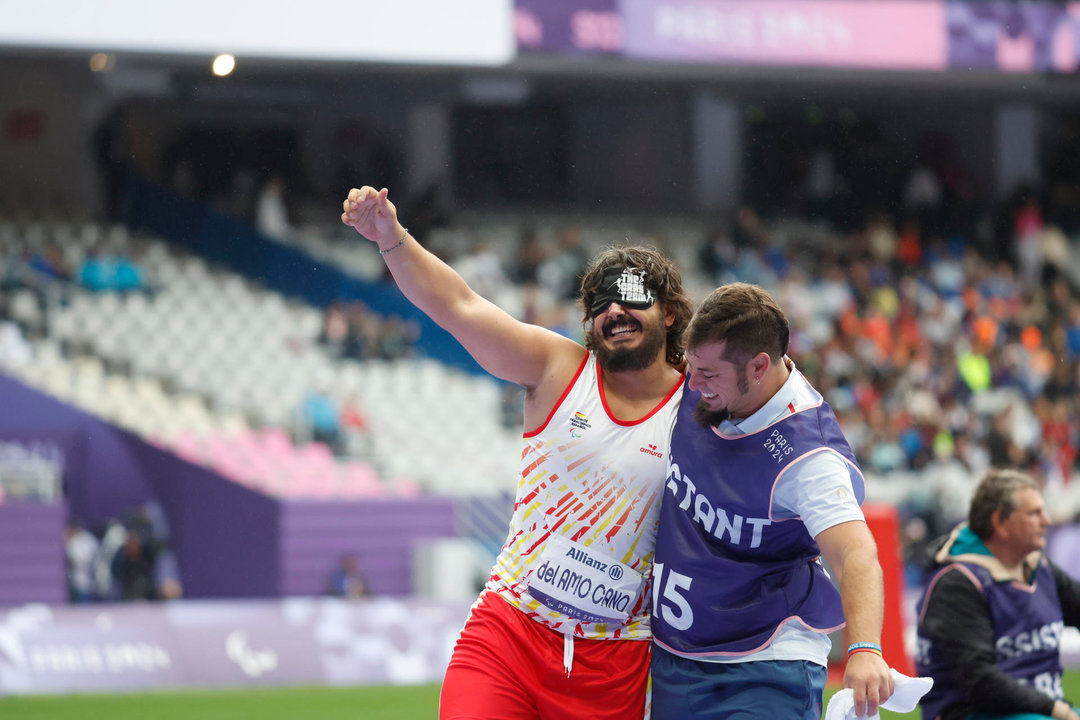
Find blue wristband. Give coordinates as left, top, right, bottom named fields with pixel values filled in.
left=847, top=642, right=882, bottom=655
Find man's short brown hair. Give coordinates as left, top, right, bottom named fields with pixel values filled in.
left=686, top=282, right=789, bottom=366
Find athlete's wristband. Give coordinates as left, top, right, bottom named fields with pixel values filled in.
left=848, top=648, right=883, bottom=660
left=847, top=642, right=883, bottom=658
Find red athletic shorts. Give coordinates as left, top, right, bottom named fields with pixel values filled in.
left=439, top=591, right=650, bottom=720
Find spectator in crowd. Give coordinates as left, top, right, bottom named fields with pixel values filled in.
left=154, top=546, right=184, bottom=600
left=84, top=505, right=174, bottom=603
left=111, top=523, right=158, bottom=601
left=698, top=224, right=740, bottom=286
left=915, top=469, right=1080, bottom=720
left=512, top=227, right=546, bottom=285
left=538, top=224, right=589, bottom=301
left=139, top=502, right=182, bottom=600
left=1012, top=189, right=1044, bottom=285
left=78, top=248, right=112, bottom=292
left=113, top=252, right=146, bottom=292
left=0, top=321, right=32, bottom=370
left=902, top=161, right=943, bottom=225
left=301, top=385, right=342, bottom=454
left=65, top=521, right=100, bottom=603
left=0, top=245, right=30, bottom=291
left=331, top=391, right=373, bottom=459
left=732, top=204, right=769, bottom=249
left=93, top=519, right=128, bottom=600
left=77, top=248, right=147, bottom=293
left=28, top=242, right=71, bottom=284
left=255, top=174, right=292, bottom=242
left=451, top=239, right=507, bottom=302
left=344, top=302, right=380, bottom=360
left=325, top=551, right=370, bottom=598
left=375, top=315, right=419, bottom=360
left=318, top=301, right=350, bottom=357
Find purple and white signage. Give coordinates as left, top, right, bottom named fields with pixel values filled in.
left=948, top=1, right=1080, bottom=73
left=515, top=0, right=621, bottom=53
left=0, top=597, right=472, bottom=695
left=621, top=0, right=946, bottom=69
left=515, top=0, right=1080, bottom=74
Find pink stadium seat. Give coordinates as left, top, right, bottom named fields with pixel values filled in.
left=170, top=433, right=205, bottom=464
left=159, top=424, right=397, bottom=500
left=392, top=477, right=422, bottom=498
left=205, top=435, right=236, bottom=464
left=340, top=462, right=383, bottom=498
left=298, top=471, right=342, bottom=499
left=297, top=441, right=336, bottom=470
left=258, top=427, right=293, bottom=453
left=213, top=456, right=253, bottom=484
left=225, top=429, right=261, bottom=455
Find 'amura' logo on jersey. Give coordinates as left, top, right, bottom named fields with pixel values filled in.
left=570, top=411, right=591, bottom=438
left=639, top=444, right=664, bottom=458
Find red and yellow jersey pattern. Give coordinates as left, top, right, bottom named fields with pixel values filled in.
left=485, top=352, right=684, bottom=640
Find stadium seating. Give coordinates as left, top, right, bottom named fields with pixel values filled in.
left=0, top=218, right=521, bottom=499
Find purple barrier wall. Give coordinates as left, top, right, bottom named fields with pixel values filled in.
left=0, top=503, right=66, bottom=606
left=0, top=375, right=154, bottom=524
left=139, top=446, right=281, bottom=599
left=279, top=499, right=456, bottom=597
left=0, top=373, right=458, bottom=602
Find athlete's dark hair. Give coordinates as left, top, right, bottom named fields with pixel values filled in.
left=578, top=245, right=693, bottom=365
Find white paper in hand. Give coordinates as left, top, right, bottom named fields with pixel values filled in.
left=823, top=668, right=933, bottom=720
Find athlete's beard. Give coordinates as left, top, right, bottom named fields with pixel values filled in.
left=693, top=365, right=750, bottom=427
left=593, top=316, right=666, bottom=374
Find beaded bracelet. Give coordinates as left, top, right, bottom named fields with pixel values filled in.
left=847, top=642, right=883, bottom=657
left=379, top=228, right=410, bottom=256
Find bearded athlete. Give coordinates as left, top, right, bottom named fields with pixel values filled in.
left=342, top=186, right=692, bottom=720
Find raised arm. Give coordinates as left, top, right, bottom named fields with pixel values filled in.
left=341, top=186, right=581, bottom=390
left=818, top=519, right=894, bottom=718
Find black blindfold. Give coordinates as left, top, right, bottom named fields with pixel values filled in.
left=590, top=266, right=657, bottom=318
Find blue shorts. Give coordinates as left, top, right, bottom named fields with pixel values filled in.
left=650, top=644, right=826, bottom=720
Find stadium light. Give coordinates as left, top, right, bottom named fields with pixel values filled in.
left=212, top=54, right=236, bottom=77
left=89, top=52, right=115, bottom=72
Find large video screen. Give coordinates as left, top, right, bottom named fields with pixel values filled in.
left=0, top=0, right=514, bottom=66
